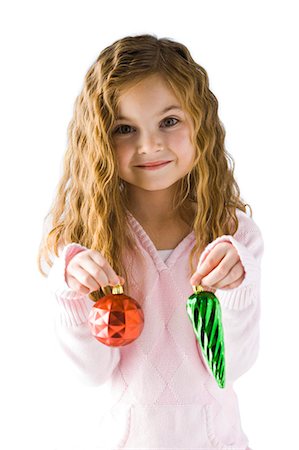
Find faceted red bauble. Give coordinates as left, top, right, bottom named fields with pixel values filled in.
left=88, top=285, right=144, bottom=346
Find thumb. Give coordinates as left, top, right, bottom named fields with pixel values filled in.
left=119, top=276, right=125, bottom=285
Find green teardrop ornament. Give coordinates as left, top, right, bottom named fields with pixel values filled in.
left=186, top=285, right=226, bottom=388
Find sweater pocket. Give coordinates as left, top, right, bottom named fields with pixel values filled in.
left=204, top=403, right=249, bottom=449
left=92, top=403, right=131, bottom=449
left=93, top=402, right=249, bottom=449
left=122, top=403, right=211, bottom=449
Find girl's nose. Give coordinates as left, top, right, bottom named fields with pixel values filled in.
left=137, top=130, right=163, bottom=154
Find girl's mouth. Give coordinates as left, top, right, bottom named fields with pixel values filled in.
left=136, top=161, right=172, bottom=170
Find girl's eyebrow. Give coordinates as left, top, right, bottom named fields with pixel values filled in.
left=116, top=105, right=182, bottom=121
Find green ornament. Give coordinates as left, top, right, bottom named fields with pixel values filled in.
left=186, top=285, right=226, bottom=388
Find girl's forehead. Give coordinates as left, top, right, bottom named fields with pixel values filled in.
left=121, top=72, right=164, bottom=87
left=116, top=75, right=180, bottom=106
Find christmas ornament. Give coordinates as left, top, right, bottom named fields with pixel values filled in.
left=186, top=285, right=226, bottom=388
left=88, top=284, right=144, bottom=346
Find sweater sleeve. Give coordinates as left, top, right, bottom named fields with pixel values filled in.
left=47, top=243, right=121, bottom=386
left=196, top=209, right=264, bottom=383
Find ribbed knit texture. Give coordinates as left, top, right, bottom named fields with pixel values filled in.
left=47, top=208, right=263, bottom=449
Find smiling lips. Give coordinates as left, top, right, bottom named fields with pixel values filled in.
left=136, top=160, right=172, bottom=170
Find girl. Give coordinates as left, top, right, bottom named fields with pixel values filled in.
left=38, top=34, right=263, bottom=450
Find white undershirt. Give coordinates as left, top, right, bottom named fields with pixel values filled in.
left=157, top=249, right=173, bottom=262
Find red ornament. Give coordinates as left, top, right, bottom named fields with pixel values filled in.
left=88, top=284, right=144, bottom=346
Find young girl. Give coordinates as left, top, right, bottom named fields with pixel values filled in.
left=38, top=34, right=263, bottom=450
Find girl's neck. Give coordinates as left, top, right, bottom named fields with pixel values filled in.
left=126, top=185, right=196, bottom=228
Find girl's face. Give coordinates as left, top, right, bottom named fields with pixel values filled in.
left=112, top=74, right=196, bottom=193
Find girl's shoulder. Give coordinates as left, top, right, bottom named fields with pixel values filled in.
left=234, top=207, right=263, bottom=245
left=235, top=207, right=261, bottom=230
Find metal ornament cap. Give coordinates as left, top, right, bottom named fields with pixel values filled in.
left=186, top=285, right=226, bottom=388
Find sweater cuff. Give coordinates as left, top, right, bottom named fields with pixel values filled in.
left=47, top=243, right=95, bottom=326
left=198, top=235, right=260, bottom=310
left=55, top=295, right=95, bottom=327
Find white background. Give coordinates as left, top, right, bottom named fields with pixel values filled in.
left=1, top=0, right=298, bottom=449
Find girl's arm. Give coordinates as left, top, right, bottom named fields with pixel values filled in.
left=195, top=210, right=264, bottom=383
left=47, top=243, right=121, bottom=386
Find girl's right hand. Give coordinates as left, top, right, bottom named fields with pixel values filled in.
left=65, top=249, right=125, bottom=295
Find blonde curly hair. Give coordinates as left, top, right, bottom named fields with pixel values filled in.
left=37, top=33, right=251, bottom=301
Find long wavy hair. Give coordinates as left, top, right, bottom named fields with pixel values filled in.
left=37, top=33, right=251, bottom=301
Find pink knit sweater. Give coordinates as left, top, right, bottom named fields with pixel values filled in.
left=47, top=208, right=263, bottom=449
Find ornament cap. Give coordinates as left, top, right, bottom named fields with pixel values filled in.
left=192, top=285, right=204, bottom=294
left=112, top=284, right=124, bottom=295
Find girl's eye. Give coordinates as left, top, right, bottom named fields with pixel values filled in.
left=113, top=124, right=133, bottom=135
left=113, top=117, right=179, bottom=135
left=161, top=117, right=179, bottom=128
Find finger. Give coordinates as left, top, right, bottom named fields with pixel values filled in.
left=191, top=245, right=227, bottom=285
left=213, top=261, right=245, bottom=289
left=69, top=264, right=104, bottom=292
left=200, top=251, right=240, bottom=287
left=82, top=250, right=121, bottom=286
left=66, top=273, right=94, bottom=295
left=218, top=273, right=245, bottom=290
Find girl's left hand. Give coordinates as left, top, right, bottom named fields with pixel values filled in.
left=189, top=242, right=245, bottom=291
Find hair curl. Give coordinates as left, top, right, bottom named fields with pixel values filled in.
left=37, top=33, right=251, bottom=300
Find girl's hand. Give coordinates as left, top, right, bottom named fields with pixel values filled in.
left=190, top=242, right=245, bottom=291
left=65, top=249, right=125, bottom=295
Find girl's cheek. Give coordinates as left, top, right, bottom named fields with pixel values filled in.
left=162, top=125, right=188, bottom=147
left=115, top=148, right=132, bottom=174
left=115, top=139, right=133, bottom=154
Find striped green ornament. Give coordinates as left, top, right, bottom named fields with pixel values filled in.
left=186, top=285, right=226, bottom=388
